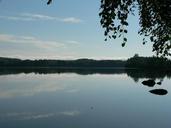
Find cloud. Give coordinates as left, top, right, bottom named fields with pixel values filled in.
left=0, top=13, right=83, bottom=23
left=0, top=34, right=64, bottom=50
left=0, top=15, right=34, bottom=21
left=0, top=33, right=81, bottom=59
left=62, top=17, right=82, bottom=23
left=65, top=40, right=80, bottom=45
left=21, top=13, right=56, bottom=20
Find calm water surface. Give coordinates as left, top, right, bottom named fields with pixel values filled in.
left=0, top=70, right=171, bottom=128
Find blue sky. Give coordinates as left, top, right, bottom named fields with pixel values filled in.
left=0, top=0, right=154, bottom=60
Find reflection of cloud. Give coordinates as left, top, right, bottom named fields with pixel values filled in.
left=60, top=111, right=80, bottom=116
left=0, top=82, right=65, bottom=98
left=0, top=111, right=80, bottom=120
left=21, top=113, right=55, bottom=120
left=0, top=74, right=80, bottom=98
left=66, top=89, right=79, bottom=93
left=0, top=13, right=83, bottom=23
left=0, top=34, right=64, bottom=50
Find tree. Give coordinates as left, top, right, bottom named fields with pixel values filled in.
left=47, top=0, right=171, bottom=57
left=99, top=0, right=171, bottom=57
left=133, top=53, right=139, bottom=58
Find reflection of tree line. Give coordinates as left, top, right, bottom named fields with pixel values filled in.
left=141, top=79, right=168, bottom=96
left=126, top=69, right=171, bottom=82
left=1, top=55, right=171, bottom=81
left=1, top=67, right=171, bottom=78
left=0, top=67, right=126, bottom=75
left=0, top=68, right=170, bottom=96
left=1, top=56, right=171, bottom=96
left=126, top=69, right=169, bottom=96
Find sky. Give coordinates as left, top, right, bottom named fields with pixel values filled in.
left=0, top=0, right=154, bottom=60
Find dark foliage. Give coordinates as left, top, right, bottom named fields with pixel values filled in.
left=1, top=57, right=171, bottom=81
left=125, top=54, right=171, bottom=69
left=1, top=56, right=171, bottom=69
left=45, top=0, right=171, bottom=56
left=99, top=0, right=171, bottom=57
left=0, top=57, right=126, bottom=68
left=47, top=0, right=52, bottom=5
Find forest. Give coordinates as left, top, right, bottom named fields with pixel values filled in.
left=0, top=57, right=126, bottom=68
left=0, top=55, right=171, bottom=70
left=126, top=55, right=171, bottom=69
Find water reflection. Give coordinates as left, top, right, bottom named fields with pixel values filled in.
left=0, top=111, right=80, bottom=120
left=0, top=68, right=126, bottom=75
left=0, top=78, right=68, bottom=98
left=0, top=68, right=171, bottom=127
left=126, top=69, right=169, bottom=96
left=1, top=68, right=171, bottom=79
left=0, top=68, right=170, bottom=97
left=141, top=79, right=168, bottom=96
left=126, top=69, right=171, bottom=82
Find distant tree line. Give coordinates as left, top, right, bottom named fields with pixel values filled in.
left=0, top=56, right=171, bottom=69
left=125, top=54, right=171, bottom=69
left=0, top=57, right=126, bottom=68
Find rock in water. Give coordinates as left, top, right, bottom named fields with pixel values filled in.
left=149, top=89, right=168, bottom=95
left=142, top=79, right=155, bottom=87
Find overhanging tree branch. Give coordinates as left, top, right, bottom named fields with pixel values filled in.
left=99, top=0, right=171, bottom=57
left=46, top=0, right=171, bottom=57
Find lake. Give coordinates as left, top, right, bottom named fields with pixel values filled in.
left=0, top=69, right=171, bottom=128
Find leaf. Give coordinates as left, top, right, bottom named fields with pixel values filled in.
left=112, top=35, right=116, bottom=39
left=124, top=30, right=128, bottom=33
left=122, top=43, right=126, bottom=47
left=124, top=38, right=127, bottom=42
left=47, top=0, right=52, bottom=5
left=99, top=0, right=171, bottom=57
left=150, top=37, right=154, bottom=42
